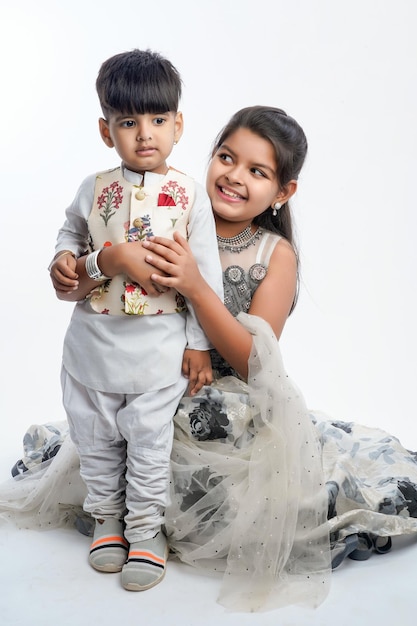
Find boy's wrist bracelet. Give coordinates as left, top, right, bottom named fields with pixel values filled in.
left=85, top=249, right=111, bottom=281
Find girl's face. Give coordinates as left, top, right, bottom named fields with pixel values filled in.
left=206, top=127, right=283, bottom=234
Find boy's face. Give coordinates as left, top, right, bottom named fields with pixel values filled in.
left=99, top=111, right=183, bottom=174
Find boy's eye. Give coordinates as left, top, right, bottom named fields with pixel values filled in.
left=121, top=120, right=135, bottom=128
left=153, top=117, right=165, bottom=126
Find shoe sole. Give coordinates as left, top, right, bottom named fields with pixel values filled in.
left=90, top=562, right=124, bottom=573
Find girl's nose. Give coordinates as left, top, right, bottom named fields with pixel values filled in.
left=225, top=167, right=243, bottom=184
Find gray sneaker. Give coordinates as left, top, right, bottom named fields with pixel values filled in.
left=89, top=518, right=128, bottom=573
left=121, top=531, right=168, bottom=591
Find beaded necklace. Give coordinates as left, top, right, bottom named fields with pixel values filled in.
left=217, top=226, right=262, bottom=253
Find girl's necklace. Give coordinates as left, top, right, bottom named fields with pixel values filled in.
left=217, top=226, right=262, bottom=253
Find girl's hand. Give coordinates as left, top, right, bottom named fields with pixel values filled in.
left=143, top=232, right=203, bottom=298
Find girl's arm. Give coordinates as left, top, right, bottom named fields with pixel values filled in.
left=248, top=238, right=297, bottom=338
left=143, top=232, right=297, bottom=379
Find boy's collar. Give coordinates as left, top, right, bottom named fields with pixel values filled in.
left=121, top=163, right=168, bottom=185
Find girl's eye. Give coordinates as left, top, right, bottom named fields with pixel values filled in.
left=153, top=117, right=165, bottom=125
left=218, top=153, right=233, bottom=164
left=251, top=167, right=266, bottom=177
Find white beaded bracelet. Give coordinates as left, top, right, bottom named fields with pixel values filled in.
left=85, top=249, right=111, bottom=281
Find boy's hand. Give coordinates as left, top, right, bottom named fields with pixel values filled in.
left=182, top=348, right=213, bottom=396
left=49, top=252, right=79, bottom=295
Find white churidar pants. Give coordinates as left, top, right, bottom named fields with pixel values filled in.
left=61, top=367, right=188, bottom=542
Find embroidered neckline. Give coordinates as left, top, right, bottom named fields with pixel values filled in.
left=217, top=227, right=262, bottom=252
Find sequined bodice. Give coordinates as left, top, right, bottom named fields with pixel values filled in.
left=211, top=228, right=282, bottom=378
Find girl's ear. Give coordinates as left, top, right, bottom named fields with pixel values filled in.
left=98, top=118, right=114, bottom=148
left=274, top=180, right=298, bottom=206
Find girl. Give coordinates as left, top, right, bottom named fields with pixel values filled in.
left=144, top=105, right=302, bottom=377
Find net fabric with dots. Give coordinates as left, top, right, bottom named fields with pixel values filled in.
left=167, top=312, right=331, bottom=612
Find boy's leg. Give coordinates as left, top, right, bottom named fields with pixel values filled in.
left=61, top=368, right=128, bottom=571
left=118, top=378, right=187, bottom=590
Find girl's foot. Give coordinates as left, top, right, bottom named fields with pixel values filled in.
left=89, top=518, right=128, bottom=572
left=121, top=531, right=168, bottom=591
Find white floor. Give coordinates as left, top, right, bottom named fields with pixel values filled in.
left=1, top=525, right=416, bottom=626
left=1, top=439, right=416, bottom=626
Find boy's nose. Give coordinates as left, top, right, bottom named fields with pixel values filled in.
left=137, top=133, right=152, bottom=141
left=136, top=125, right=152, bottom=141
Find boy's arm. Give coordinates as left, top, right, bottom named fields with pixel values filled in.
left=49, top=174, right=96, bottom=300
left=49, top=175, right=170, bottom=301
left=50, top=242, right=170, bottom=301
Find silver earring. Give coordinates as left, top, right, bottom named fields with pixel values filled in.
left=272, top=202, right=282, bottom=216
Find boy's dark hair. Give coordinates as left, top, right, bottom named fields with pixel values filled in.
left=96, top=49, right=182, bottom=119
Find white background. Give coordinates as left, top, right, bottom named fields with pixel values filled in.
left=0, top=1, right=416, bottom=624
left=1, top=0, right=416, bottom=449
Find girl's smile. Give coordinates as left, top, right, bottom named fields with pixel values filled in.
left=216, top=185, right=247, bottom=201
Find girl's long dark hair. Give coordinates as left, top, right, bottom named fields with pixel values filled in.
left=211, top=105, right=308, bottom=312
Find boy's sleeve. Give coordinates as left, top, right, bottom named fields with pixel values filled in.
left=184, top=182, right=224, bottom=351
left=52, top=174, right=96, bottom=260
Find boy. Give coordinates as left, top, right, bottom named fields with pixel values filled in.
left=48, top=49, right=223, bottom=591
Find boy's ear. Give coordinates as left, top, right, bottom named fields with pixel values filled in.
left=98, top=118, right=114, bottom=148
left=174, top=111, right=184, bottom=144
